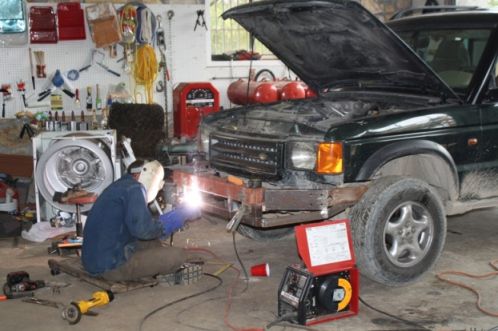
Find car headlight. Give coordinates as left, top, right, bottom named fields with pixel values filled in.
left=290, top=142, right=317, bottom=170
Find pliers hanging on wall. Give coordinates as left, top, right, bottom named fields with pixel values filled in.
left=194, top=10, right=207, bottom=31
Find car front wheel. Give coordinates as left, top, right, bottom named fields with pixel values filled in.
left=350, top=176, right=446, bottom=286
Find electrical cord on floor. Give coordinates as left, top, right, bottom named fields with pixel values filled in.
left=175, top=295, right=228, bottom=331
left=232, top=231, right=249, bottom=293
left=138, top=273, right=223, bottom=331
left=436, top=259, right=498, bottom=317
left=359, top=296, right=430, bottom=331
left=185, top=247, right=255, bottom=331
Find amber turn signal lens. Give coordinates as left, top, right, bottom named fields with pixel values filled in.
left=317, top=142, right=343, bottom=174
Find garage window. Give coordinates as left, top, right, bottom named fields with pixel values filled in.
left=210, top=0, right=273, bottom=61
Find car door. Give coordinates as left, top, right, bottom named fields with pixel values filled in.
left=475, top=54, right=498, bottom=199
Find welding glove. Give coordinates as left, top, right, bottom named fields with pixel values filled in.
left=159, top=205, right=201, bottom=237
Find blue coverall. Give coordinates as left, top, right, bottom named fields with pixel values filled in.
left=82, top=174, right=186, bottom=280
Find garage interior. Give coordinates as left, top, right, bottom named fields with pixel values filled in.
left=2, top=0, right=498, bottom=330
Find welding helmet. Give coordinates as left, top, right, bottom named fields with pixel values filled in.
left=130, top=160, right=164, bottom=203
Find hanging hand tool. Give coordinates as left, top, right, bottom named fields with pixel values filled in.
left=86, top=86, right=92, bottom=111
left=194, top=10, right=207, bottom=31
left=17, top=80, right=27, bottom=108
left=75, top=88, right=81, bottom=109
left=0, top=86, right=11, bottom=118
left=95, top=84, right=102, bottom=111
left=61, top=290, right=114, bottom=325
left=80, top=49, right=121, bottom=77
left=29, top=48, right=36, bottom=90
left=38, top=70, right=75, bottom=102
left=96, top=61, right=121, bottom=77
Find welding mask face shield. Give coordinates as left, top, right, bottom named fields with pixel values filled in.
left=133, top=160, right=165, bottom=203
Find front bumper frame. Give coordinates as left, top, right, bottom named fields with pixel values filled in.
left=171, top=167, right=368, bottom=228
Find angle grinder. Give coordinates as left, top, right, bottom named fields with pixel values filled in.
left=61, top=290, right=114, bottom=325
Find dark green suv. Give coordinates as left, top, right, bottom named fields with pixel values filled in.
left=171, top=1, right=498, bottom=286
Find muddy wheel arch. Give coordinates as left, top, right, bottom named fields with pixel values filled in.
left=356, top=140, right=459, bottom=202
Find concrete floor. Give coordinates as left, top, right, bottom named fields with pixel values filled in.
left=2, top=208, right=498, bottom=331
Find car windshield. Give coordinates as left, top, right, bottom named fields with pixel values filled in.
left=397, top=29, right=491, bottom=94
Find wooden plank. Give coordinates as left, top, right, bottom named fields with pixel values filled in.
left=0, top=154, right=33, bottom=178
left=48, top=259, right=158, bottom=293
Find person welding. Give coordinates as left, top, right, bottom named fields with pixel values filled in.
left=82, top=159, right=200, bottom=281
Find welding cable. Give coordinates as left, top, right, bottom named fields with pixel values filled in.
left=436, top=259, right=498, bottom=317
left=175, top=295, right=228, bottom=331
left=232, top=231, right=249, bottom=293
left=264, top=313, right=298, bottom=329
left=266, top=318, right=319, bottom=331
left=187, top=247, right=257, bottom=331
left=138, top=273, right=222, bottom=331
left=359, top=296, right=430, bottom=331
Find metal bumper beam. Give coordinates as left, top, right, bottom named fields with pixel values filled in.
left=171, top=169, right=368, bottom=228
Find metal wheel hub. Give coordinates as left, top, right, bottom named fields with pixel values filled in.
left=35, top=138, right=114, bottom=213
left=383, top=201, right=434, bottom=268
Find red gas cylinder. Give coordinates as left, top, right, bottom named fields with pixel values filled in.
left=305, top=87, right=318, bottom=99
left=227, top=79, right=279, bottom=105
left=281, top=81, right=307, bottom=101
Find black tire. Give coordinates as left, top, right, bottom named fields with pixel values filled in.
left=349, top=176, right=446, bottom=286
left=237, top=224, right=293, bottom=241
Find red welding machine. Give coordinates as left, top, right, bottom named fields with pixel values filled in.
left=173, top=82, right=220, bottom=139
left=278, top=219, right=359, bottom=326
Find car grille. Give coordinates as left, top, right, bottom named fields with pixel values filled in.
left=210, top=134, right=283, bottom=178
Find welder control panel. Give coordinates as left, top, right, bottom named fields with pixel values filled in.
left=186, top=88, right=216, bottom=107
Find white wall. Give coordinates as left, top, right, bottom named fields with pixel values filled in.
left=0, top=2, right=288, bottom=117
left=457, top=0, right=493, bottom=6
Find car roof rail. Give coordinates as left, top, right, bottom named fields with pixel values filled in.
left=391, top=5, right=482, bottom=20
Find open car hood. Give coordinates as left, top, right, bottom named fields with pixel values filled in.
left=223, top=0, right=459, bottom=101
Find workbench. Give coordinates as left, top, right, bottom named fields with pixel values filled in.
left=0, top=119, right=33, bottom=178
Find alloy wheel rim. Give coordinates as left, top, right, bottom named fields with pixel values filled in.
left=383, top=201, right=434, bottom=268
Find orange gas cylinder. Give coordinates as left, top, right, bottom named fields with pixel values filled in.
left=227, top=79, right=278, bottom=105
left=281, top=81, right=307, bottom=101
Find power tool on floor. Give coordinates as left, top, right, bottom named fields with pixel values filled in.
left=2, top=271, right=45, bottom=299
left=62, top=290, right=114, bottom=325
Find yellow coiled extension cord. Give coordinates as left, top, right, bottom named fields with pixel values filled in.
left=134, top=44, right=158, bottom=104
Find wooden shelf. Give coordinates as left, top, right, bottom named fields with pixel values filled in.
left=0, top=154, right=33, bottom=178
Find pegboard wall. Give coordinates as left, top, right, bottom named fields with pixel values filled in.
left=0, top=2, right=207, bottom=119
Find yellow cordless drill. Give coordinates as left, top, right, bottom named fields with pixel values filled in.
left=62, top=290, right=114, bottom=325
